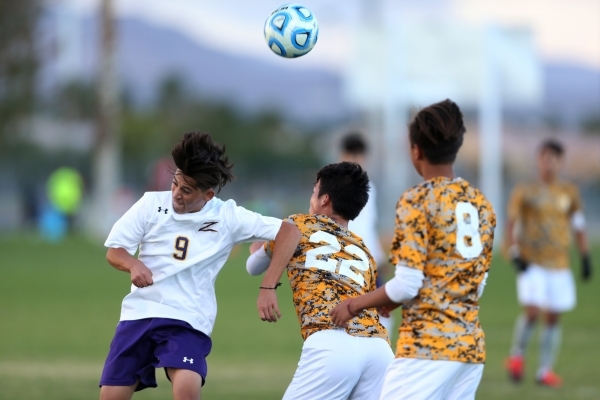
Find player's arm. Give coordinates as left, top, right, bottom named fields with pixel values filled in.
left=106, top=247, right=153, bottom=288
left=246, top=241, right=270, bottom=276
left=104, top=194, right=153, bottom=288
left=506, top=185, right=528, bottom=272
left=331, top=265, right=423, bottom=327
left=257, top=221, right=301, bottom=322
left=571, top=202, right=592, bottom=281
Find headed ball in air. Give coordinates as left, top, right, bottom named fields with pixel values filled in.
left=264, top=4, right=318, bottom=58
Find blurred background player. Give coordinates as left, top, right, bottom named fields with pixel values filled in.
left=505, top=139, right=593, bottom=388
left=331, top=99, right=496, bottom=400
left=339, top=133, right=394, bottom=333
left=99, top=131, right=300, bottom=400
left=246, top=162, right=393, bottom=400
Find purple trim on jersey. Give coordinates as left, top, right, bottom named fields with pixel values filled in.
left=99, top=318, right=212, bottom=391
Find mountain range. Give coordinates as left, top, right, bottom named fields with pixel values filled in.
left=49, top=16, right=600, bottom=125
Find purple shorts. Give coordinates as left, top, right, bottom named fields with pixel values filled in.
left=99, top=318, right=212, bottom=391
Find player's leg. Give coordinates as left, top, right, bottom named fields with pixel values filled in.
left=99, top=319, right=159, bottom=395
left=445, top=363, right=484, bottom=400
left=99, top=383, right=138, bottom=400
left=536, top=268, right=576, bottom=387
left=379, top=358, right=460, bottom=400
left=283, top=329, right=363, bottom=400
left=507, top=265, right=545, bottom=382
left=167, top=368, right=202, bottom=400
left=348, top=337, right=394, bottom=400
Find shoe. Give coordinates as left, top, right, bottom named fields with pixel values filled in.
left=536, top=371, right=562, bottom=388
left=505, top=355, right=524, bottom=383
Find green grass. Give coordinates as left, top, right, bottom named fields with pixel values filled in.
left=0, top=234, right=599, bottom=399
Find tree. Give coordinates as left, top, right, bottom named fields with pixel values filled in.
left=0, top=0, right=40, bottom=151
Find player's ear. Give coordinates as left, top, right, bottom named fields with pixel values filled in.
left=412, top=144, right=424, bottom=160
left=204, top=188, right=215, bottom=201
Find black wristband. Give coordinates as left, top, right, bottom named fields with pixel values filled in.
left=260, top=282, right=282, bottom=290
left=582, top=254, right=592, bottom=281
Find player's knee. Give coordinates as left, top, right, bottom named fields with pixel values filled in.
left=524, top=307, right=540, bottom=323
left=545, top=312, right=560, bottom=326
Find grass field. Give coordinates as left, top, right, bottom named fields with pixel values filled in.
left=1, top=234, right=599, bottom=399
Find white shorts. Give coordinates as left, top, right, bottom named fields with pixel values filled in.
left=283, top=329, right=394, bottom=400
left=379, top=358, right=484, bottom=400
left=517, top=264, right=576, bottom=312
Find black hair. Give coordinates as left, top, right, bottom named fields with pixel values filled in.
left=316, top=162, right=369, bottom=221
left=341, top=133, right=368, bottom=155
left=539, top=139, right=564, bottom=157
left=171, top=131, right=235, bottom=192
left=408, top=99, right=466, bottom=164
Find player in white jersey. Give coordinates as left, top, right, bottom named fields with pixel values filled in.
left=99, top=132, right=301, bottom=400
left=339, top=133, right=393, bottom=333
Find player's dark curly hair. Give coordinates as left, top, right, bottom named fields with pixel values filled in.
left=409, top=99, right=466, bottom=164
left=316, top=162, right=369, bottom=221
left=341, top=132, right=368, bottom=155
left=171, top=131, right=235, bottom=192
left=540, top=139, right=564, bottom=156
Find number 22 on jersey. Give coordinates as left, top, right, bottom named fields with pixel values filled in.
left=304, top=231, right=370, bottom=286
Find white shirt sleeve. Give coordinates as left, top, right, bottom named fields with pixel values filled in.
left=478, top=272, right=489, bottom=298
left=246, top=245, right=271, bottom=276
left=384, top=264, right=425, bottom=303
left=226, top=201, right=283, bottom=244
left=104, top=193, right=148, bottom=255
left=571, top=210, right=586, bottom=232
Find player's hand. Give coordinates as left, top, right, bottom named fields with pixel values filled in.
left=129, top=261, right=154, bottom=288
left=257, top=289, right=281, bottom=322
left=512, top=257, right=528, bottom=273
left=249, top=241, right=265, bottom=254
left=330, top=299, right=356, bottom=328
left=582, top=254, right=592, bottom=282
left=378, top=303, right=401, bottom=318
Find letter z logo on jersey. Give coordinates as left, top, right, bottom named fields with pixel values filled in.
left=198, top=221, right=218, bottom=232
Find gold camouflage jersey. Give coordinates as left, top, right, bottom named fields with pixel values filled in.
left=390, top=177, right=496, bottom=364
left=266, top=214, right=388, bottom=341
left=508, top=181, right=582, bottom=269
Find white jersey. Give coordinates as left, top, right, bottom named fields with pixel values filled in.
left=104, top=191, right=282, bottom=336
left=348, top=183, right=385, bottom=264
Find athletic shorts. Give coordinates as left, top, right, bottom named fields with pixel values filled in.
left=283, top=329, right=394, bottom=400
left=517, top=264, right=576, bottom=312
left=99, top=318, right=212, bottom=391
left=379, top=358, right=484, bottom=400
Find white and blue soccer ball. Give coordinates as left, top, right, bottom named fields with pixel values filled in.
left=264, top=4, right=318, bottom=58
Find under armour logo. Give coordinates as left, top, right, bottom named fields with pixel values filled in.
left=158, top=207, right=168, bottom=214
left=183, top=357, right=193, bottom=364
left=198, top=221, right=218, bottom=232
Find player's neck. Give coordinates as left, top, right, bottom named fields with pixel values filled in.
left=539, top=173, right=557, bottom=184
left=322, top=212, right=348, bottom=228
left=420, top=163, right=456, bottom=181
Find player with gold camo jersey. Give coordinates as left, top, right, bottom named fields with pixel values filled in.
left=246, top=162, right=393, bottom=400
left=332, top=99, right=496, bottom=400
left=505, top=140, right=592, bottom=388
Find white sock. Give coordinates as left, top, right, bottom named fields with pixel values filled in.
left=510, top=313, right=536, bottom=357
left=538, top=324, right=561, bottom=376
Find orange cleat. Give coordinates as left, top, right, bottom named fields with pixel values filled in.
left=505, top=355, right=524, bottom=383
left=537, top=371, right=562, bottom=388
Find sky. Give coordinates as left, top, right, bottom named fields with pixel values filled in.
left=55, top=0, right=600, bottom=71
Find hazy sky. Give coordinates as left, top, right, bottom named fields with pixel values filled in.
left=60, top=0, right=600, bottom=71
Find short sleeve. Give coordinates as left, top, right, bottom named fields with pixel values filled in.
left=225, top=202, right=282, bottom=244
left=507, top=184, right=524, bottom=221
left=104, top=194, right=148, bottom=255
left=568, top=184, right=583, bottom=215
left=389, top=197, right=428, bottom=272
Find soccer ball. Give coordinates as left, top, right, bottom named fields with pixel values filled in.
left=264, top=4, right=319, bottom=58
